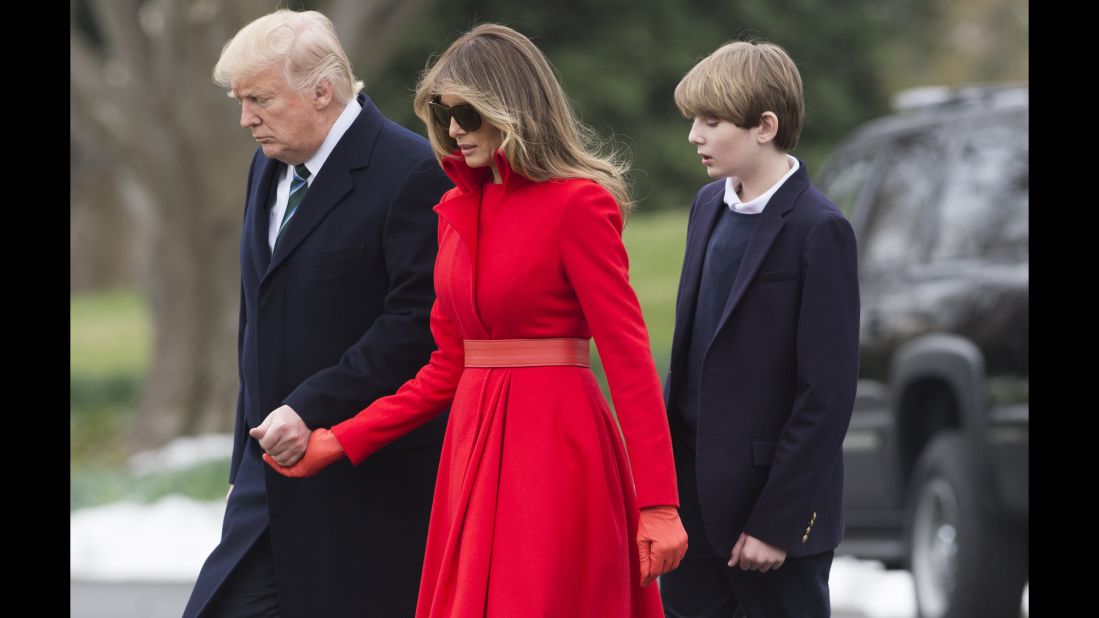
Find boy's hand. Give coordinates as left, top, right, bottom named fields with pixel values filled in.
left=729, top=532, right=786, bottom=572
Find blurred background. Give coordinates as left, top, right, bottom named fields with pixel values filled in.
left=71, top=0, right=1027, bottom=616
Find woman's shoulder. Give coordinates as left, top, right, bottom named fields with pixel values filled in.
left=535, top=177, right=616, bottom=212
left=545, top=176, right=608, bottom=196
left=537, top=178, right=622, bottom=234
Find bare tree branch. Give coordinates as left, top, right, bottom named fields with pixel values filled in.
left=71, top=32, right=144, bottom=156
left=141, top=0, right=180, bottom=97
left=221, top=0, right=276, bottom=36
left=330, top=0, right=437, bottom=87
left=89, top=0, right=150, bottom=88
left=356, top=0, right=435, bottom=86
left=70, top=30, right=111, bottom=103
left=329, top=0, right=382, bottom=59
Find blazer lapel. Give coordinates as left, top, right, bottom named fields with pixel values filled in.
left=669, top=183, right=725, bottom=374
left=711, top=164, right=810, bottom=337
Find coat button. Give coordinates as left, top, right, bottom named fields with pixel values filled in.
left=802, top=534, right=809, bottom=543
left=805, top=527, right=811, bottom=534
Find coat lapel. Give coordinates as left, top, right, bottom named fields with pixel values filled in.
left=248, top=156, right=280, bottom=278
left=265, top=149, right=356, bottom=277
left=433, top=151, right=531, bottom=338
left=433, top=152, right=499, bottom=337
left=263, top=93, right=384, bottom=282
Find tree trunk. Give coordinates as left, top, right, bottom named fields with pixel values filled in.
left=70, top=132, right=137, bottom=292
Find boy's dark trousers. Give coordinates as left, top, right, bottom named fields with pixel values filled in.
left=659, top=441, right=833, bottom=618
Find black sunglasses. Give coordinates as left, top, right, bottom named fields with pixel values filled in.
left=428, top=98, right=483, bottom=132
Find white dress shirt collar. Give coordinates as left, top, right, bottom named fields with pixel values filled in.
left=723, top=155, right=800, bottom=214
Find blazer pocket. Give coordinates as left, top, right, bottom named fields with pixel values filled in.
left=310, top=244, right=367, bottom=266
left=752, top=439, right=778, bottom=467
left=755, top=269, right=801, bottom=283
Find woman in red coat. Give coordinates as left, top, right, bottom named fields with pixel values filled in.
left=266, top=23, right=687, bottom=617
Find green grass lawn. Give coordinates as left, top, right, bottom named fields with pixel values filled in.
left=623, top=208, right=688, bottom=377
left=69, top=209, right=691, bottom=508
left=71, top=288, right=228, bottom=509
left=71, top=288, right=150, bottom=467
left=70, top=288, right=151, bottom=379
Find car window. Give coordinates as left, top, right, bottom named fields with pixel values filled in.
left=818, top=149, right=878, bottom=219
left=859, top=130, right=946, bottom=270
left=932, top=111, right=1029, bottom=260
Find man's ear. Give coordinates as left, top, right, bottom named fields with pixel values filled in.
left=757, top=111, right=779, bottom=144
left=313, top=79, right=334, bottom=110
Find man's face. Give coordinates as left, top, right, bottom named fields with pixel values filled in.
left=233, top=66, right=328, bottom=165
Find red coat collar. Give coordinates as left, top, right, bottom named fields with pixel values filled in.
left=440, top=148, right=533, bottom=195
left=434, top=150, right=537, bottom=294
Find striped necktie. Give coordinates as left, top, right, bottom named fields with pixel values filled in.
left=274, top=163, right=311, bottom=251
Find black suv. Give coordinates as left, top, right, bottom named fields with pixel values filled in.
left=816, top=84, right=1028, bottom=618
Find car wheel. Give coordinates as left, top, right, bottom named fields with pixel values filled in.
left=907, top=432, right=1026, bottom=618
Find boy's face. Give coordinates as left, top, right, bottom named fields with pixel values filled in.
left=688, top=116, right=763, bottom=180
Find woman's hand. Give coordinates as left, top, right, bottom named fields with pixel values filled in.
left=637, top=505, right=689, bottom=586
left=262, top=428, right=346, bottom=478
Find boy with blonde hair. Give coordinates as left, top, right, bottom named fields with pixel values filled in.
left=661, top=40, right=859, bottom=617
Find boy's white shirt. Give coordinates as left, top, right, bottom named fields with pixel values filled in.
left=723, top=154, right=800, bottom=214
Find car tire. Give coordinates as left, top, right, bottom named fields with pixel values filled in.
left=906, top=432, right=1026, bottom=618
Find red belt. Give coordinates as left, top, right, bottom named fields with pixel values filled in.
left=463, top=338, right=591, bottom=368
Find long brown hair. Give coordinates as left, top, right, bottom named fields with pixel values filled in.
left=413, top=24, right=632, bottom=215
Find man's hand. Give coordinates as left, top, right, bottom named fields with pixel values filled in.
left=249, top=405, right=309, bottom=467
left=729, top=532, right=787, bottom=572
left=263, top=428, right=346, bottom=478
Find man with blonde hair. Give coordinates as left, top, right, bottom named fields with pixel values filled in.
left=183, top=9, right=451, bottom=617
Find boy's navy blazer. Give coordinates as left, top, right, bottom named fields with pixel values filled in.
left=664, top=162, right=860, bottom=558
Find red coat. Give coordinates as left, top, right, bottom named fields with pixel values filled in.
left=332, top=151, right=678, bottom=617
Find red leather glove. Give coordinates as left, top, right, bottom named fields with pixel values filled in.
left=262, top=428, right=345, bottom=478
left=637, top=505, right=689, bottom=586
